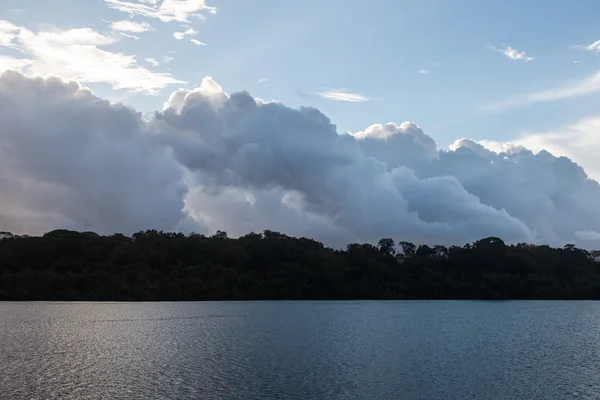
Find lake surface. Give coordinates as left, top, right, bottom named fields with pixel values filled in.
left=2, top=301, right=600, bottom=400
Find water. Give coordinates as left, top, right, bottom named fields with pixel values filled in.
left=1, top=301, right=600, bottom=400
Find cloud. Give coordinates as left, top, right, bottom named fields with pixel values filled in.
left=3, top=72, right=600, bottom=248
left=0, top=55, right=32, bottom=70
left=173, top=27, right=197, bottom=39
left=448, top=141, right=597, bottom=245
left=109, top=20, right=152, bottom=33
left=574, top=39, right=600, bottom=52
left=296, top=90, right=312, bottom=99
left=317, top=88, right=370, bottom=102
left=145, top=55, right=173, bottom=67
left=183, top=185, right=356, bottom=247
left=104, top=0, right=216, bottom=23
left=506, top=115, right=600, bottom=182
left=146, top=57, right=159, bottom=66
left=190, top=38, right=207, bottom=46
left=257, top=78, right=269, bottom=84
left=120, top=32, right=140, bottom=40
left=418, top=62, right=441, bottom=74
left=489, top=45, right=534, bottom=62
left=0, top=20, right=184, bottom=94
left=576, top=230, right=600, bottom=241
left=0, top=71, right=186, bottom=235
left=152, top=77, right=599, bottom=246
left=0, top=20, right=22, bottom=50
left=155, top=79, right=532, bottom=244
left=350, top=122, right=438, bottom=170
left=484, top=70, right=600, bottom=112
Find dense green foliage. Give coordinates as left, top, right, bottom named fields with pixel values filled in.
left=1, top=229, right=600, bottom=300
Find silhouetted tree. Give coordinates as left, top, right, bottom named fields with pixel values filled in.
left=377, top=238, right=396, bottom=256
left=0, top=229, right=599, bottom=301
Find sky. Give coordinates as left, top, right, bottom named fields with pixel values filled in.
left=1, top=0, right=600, bottom=248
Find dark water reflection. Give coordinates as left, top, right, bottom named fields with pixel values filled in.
left=2, top=301, right=600, bottom=399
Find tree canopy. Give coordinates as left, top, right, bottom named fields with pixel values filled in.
left=1, top=229, right=599, bottom=300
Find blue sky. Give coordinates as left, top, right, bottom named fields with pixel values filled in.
left=2, top=0, right=600, bottom=149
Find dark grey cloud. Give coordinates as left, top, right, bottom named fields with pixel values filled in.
left=1, top=72, right=599, bottom=248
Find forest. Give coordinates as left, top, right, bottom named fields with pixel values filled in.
left=1, top=229, right=600, bottom=301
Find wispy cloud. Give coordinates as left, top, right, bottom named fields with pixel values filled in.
left=190, top=38, right=206, bottom=46
left=0, top=20, right=22, bottom=50
left=296, top=90, right=311, bottom=99
left=0, top=20, right=184, bottom=94
left=119, top=32, right=140, bottom=40
left=110, top=20, right=152, bottom=33
left=574, top=39, right=600, bottom=52
left=146, top=55, right=174, bottom=67
left=257, top=78, right=269, bottom=84
left=317, top=88, right=370, bottom=103
left=104, top=0, right=216, bottom=23
left=484, top=70, right=600, bottom=113
left=173, top=27, right=197, bottom=40
left=146, top=57, right=160, bottom=67
left=573, top=60, right=581, bottom=64
left=512, top=115, right=600, bottom=181
left=488, top=45, right=534, bottom=62
left=418, top=62, right=442, bottom=74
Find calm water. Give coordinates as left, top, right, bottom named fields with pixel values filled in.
left=2, top=301, right=600, bottom=399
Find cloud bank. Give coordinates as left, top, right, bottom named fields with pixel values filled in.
left=0, top=71, right=186, bottom=234
left=1, top=71, right=600, bottom=248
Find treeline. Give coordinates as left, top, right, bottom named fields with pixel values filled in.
left=1, top=229, right=600, bottom=300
